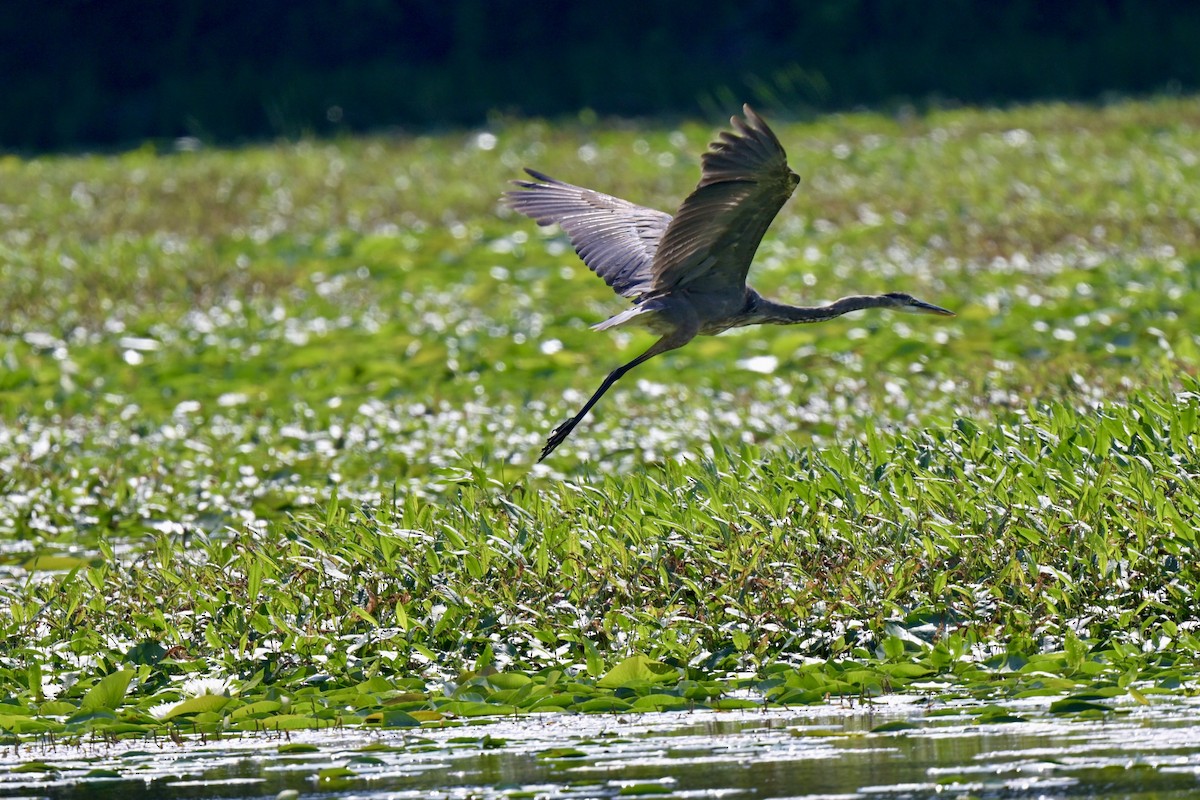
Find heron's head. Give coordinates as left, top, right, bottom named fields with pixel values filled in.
left=881, top=292, right=956, bottom=316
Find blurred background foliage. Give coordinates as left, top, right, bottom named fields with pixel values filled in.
left=3, top=0, right=1197, bottom=152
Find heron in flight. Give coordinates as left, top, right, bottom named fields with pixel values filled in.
left=504, top=105, right=954, bottom=461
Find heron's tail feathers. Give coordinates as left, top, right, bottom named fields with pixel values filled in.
left=591, top=304, right=654, bottom=332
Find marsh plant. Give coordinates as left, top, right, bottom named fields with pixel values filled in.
left=0, top=97, right=1198, bottom=738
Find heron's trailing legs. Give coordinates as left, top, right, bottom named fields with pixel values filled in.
left=539, top=333, right=690, bottom=462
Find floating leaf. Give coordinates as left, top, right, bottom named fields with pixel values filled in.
left=348, top=755, right=385, bottom=765
left=1049, top=699, right=1113, bottom=714
left=870, top=721, right=918, bottom=733
left=409, top=710, right=445, bottom=722
left=230, top=700, right=282, bottom=720
left=618, top=784, right=674, bottom=796
left=709, top=698, right=760, bottom=710
left=14, top=761, right=58, bottom=773
left=252, top=714, right=333, bottom=730
left=881, top=663, right=934, bottom=679
left=630, top=694, right=692, bottom=712
left=538, top=748, right=587, bottom=759
left=577, top=697, right=632, bottom=713
left=976, top=713, right=1027, bottom=724
left=65, top=710, right=118, bottom=728
left=363, top=709, right=420, bottom=728
left=441, top=701, right=516, bottom=717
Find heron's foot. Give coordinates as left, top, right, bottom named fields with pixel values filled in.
left=538, top=417, right=579, bottom=462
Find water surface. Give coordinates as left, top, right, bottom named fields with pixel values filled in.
left=3, top=695, right=1199, bottom=799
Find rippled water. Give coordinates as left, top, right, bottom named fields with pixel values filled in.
left=4, top=695, right=1200, bottom=799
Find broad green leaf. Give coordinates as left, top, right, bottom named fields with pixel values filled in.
left=81, top=670, right=134, bottom=712
left=126, top=641, right=168, bottom=665
left=597, top=655, right=676, bottom=689
left=881, top=636, right=905, bottom=661
left=161, top=694, right=231, bottom=720
left=576, top=697, right=632, bottom=712
left=363, top=709, right=420, bottom=728
left=630, top=694, right=692, bottom=711
left=583, top=640, right=604, bottom=678
left=355, top=676, right=394, bottom=694
left=441, top=701, right=516, bottom=717
left=65, top=710, right=118, bottom=729
left=408, top=710, right=445, bottom=722
left=0, top=703, right=33, bottom=716
left=37, top=701, right=78, bottom=717
left=871, top=721, right=917, bottom=732
left=248, top=714, right=333, bottom=730
left=1049, top=699, right=1113, bottom=714
left=487, top=672, right=531, bottom=690
left=709, top=698, right=760, bottom=710
left=230, top=700, right=282, bottom=720
left=538, top=748, right=586, bottom=759
left=0, top=716, right=60, bottom=734
left=881, top=663, right=935, bottom=679
left=618, top=785, right=673, bottom=796
left=13, top=761, right=58, bottom=773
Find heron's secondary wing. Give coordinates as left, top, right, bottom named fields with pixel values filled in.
left=503, top=169, right=672, bottom=300
left=648, top=105, right=799, bottom=295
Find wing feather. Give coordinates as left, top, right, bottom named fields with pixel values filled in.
left=649, top=105, right=799, bottom=295
left=502, top=169, right=671, bottom=299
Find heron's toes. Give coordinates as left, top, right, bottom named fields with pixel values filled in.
left=538, top=419, right=576, bottom=462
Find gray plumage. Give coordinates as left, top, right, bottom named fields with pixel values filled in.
left=504, top=169, right=670, bottom=299
left=504, top=104, right=955, bottom=461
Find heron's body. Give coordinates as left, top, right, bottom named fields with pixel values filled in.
left=504, top=105, right=954, bottom=461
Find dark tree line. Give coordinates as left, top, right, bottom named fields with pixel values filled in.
left=3, top=0, right=1196, bottom=151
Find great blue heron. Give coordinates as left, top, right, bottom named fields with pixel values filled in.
left=504, top=105, right=954, bottom=461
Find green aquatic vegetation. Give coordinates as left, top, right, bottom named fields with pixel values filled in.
left=1, top=97, right=1199, bottom=737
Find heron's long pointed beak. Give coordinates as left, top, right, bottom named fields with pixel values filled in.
left=909, top=299, right=956, bottom=316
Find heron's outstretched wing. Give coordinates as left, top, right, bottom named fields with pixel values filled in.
left=503, top=169, right=672, bottom=300
left=649, top=105, right=799, bottom=295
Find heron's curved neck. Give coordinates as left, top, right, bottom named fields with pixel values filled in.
left=749, top=294, right=891, bottom=326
